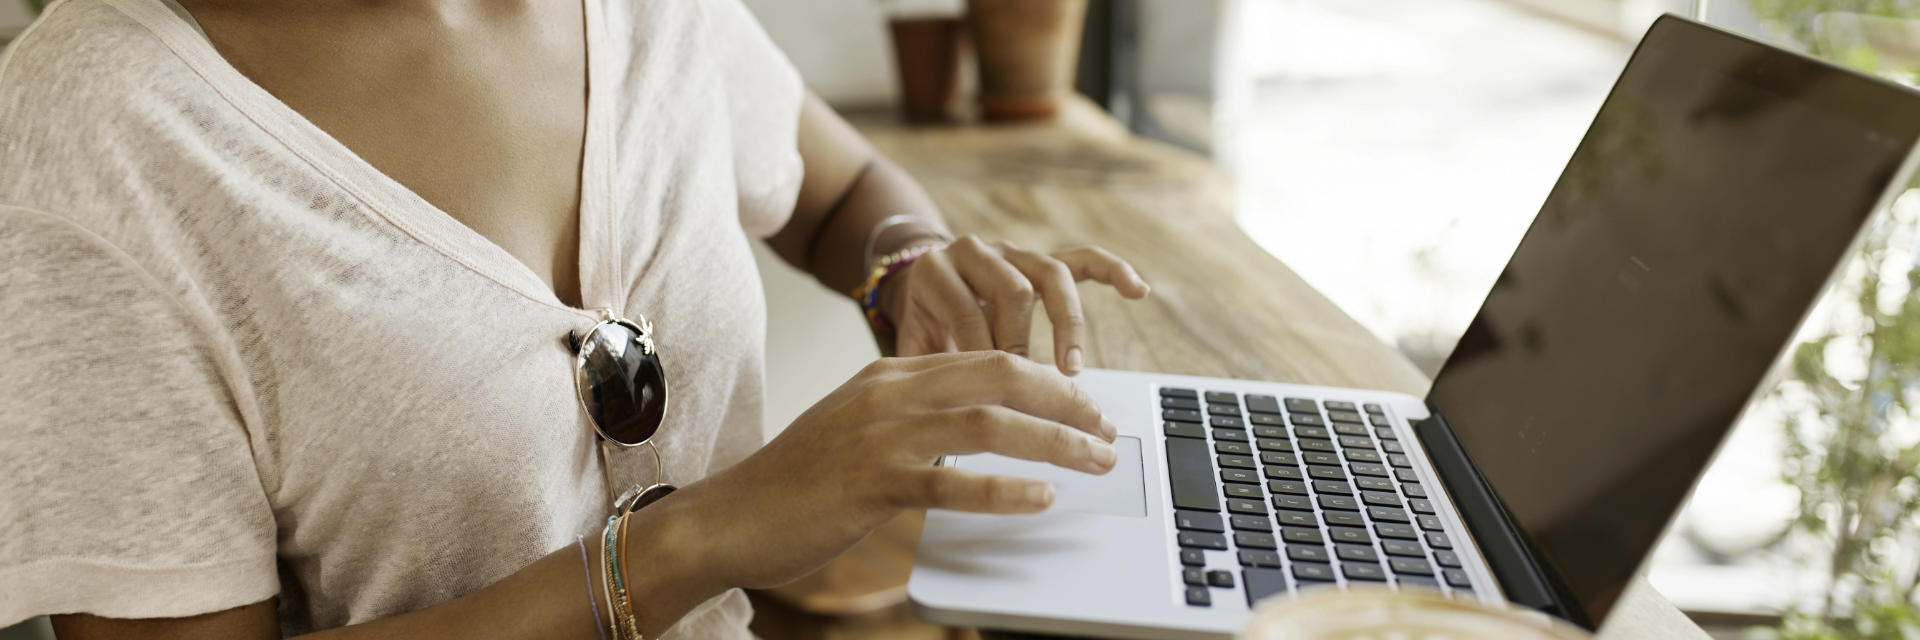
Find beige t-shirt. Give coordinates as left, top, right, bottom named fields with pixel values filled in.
left=0, top=0, right=803, bottom=636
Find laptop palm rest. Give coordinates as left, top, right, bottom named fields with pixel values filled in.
left=958, top=436, right=1147, bottom=518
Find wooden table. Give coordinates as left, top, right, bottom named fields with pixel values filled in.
left=748, top=99, right=1707, bottom=640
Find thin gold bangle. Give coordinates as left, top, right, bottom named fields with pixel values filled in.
left=615, top=514, right=641, bottom=639
left=602, top=516, right=626, bottom=639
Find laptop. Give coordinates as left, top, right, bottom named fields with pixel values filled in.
left=908, top=15, right=1920, bottom=638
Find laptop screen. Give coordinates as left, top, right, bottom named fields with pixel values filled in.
left=1427, top=16, right=1920, bottom=623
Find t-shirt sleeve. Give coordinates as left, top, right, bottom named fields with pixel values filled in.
left=705, top=0, right=807, bottom=239
left=0, top=208, right=279, bottom=626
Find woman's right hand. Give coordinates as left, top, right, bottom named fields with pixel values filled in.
left=655, top=350, right=1118, bottom=595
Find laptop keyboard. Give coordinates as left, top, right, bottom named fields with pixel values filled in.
left=1157, top=387, right=1476, bottom=608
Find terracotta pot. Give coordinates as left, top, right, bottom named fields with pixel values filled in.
left=888, top=17, right=968, bottom=123
left=965, top=0, right=1088, bottom=120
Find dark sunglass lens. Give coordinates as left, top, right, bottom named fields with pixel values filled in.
left=579, top=322, right=667, bottom=445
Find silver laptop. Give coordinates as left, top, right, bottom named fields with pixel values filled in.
left=909, top=15, right=1920, bottom=638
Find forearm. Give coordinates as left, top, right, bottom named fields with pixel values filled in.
left=802, top=158, right=950, bottom=294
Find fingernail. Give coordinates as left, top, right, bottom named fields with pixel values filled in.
left=1101, top=418, right=1119, bottom=441
left=1090, top=441, right=1116, bottom=469
left=1027, top=483, right=1055, bottom=507
left=1065, top=347, right=1084, bottom=373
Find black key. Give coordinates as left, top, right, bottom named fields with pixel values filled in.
left=1318, top=495, right=1360, bottom=511
left=1214, top=429, right=1249, bottom=442
left=1210, top=415, right=1245, bottom=429
left=1306, top=466, right=1346, bottom=482
left=1175, top=510, right=1226, bottom=533
left=1268, top=479, right=1308, bottom=496
left=1245, top=395, right=1282, bottom=415
left=1183, top=566, right=1206, bottom=585
left=1367, top=412, right=1389, bottom=427
left=1395, top=469, right=1421, bottom=483
left=1224, top=484, right=1261, bottom=500
left=1332, top=423, right=1370, bottom=437
left=1232, top=514, right=1272, bottom=531
left=1280, top=527, right=1324, bottom=544
left=1336, top=544, right=1379, bottom=562
left=1271, top=495, right=1311, bottom=511
left=1376, top=427, right=1399, bottom=441
left=1381, top=539, right=1424, bottom=557
left=1234, top=532, right=1278, bottom=549
left=1327, top=410, right=1364, bottom=424
left=1186, top=586, right=1211, bottom=606
left=1227, top=498, right=1267, bottom=516
left=1344, top=562, right=1388, bottom=582
left=1165, top=437, right=1220, bottom=511
left=1161, top=397, right=1200, bottom=410
left=1181, top=548, right=1206, bottom=566
left=1389, top=557, right=1434, bottom=576
left=1388, top=453, right=1413, bottom=468
left=1160, top=387, right=1199, bottom=399
left=1163, top=409, right=1203, bottom=423
left=1221, top=468, right=1259, bottom=484
left=1409, top=499, right=1435, bottom=515
left=1252, top=425, right=1287, bottom=439
left=1264, top=465, right=1304, bottom=481
left=1274, top=510, right=1314, bottom=527
left=1297, top=438, right=1338, bottom=452
left=1302, top=451, right=1340, bottom=466
left=1343, top=449, right=1383, bottom=463
left=1255, top=438, right=1294, bottom=452
left=1165, top=422, right=1206, bottom=439
left=1356, top=476, right=1394, bottom=492
left=1293, top=426, right=1330, bottom=439
left=1312, top=480, right=1353, bottom=495
left=1292, top=562, right=1336, bottom=582
left=1208, top=569, right=1236, bottom=589
left=1375, top=523, right=1418, bottom=539
left=1419, top=515, right=1445, bottom=532
left=1368, top=507, right=1410, bottom=523
left=1283, top=397, right=1319, bottom=413
left=1179, top=531, right=1229, bottom=550
left=1434, top=550, right=1462, bottom=568
left=1398, top=576, right=1441, bottom=590
left=1204, top=391, right=1239, bottom=405
left=1261, top=452, right=1300, bottom=466
left=1350, top=462, right=1390, bottom=477
left=1338, top=436, right=1375, bottom=450
left=1288, top=413, right=1326, bottom=427
left=1328, top=526, right=1370, bottom=544
left=1427, top=533, right=1453, bottom=549
left=1363, top=402, right=1382, bottom=413
left=1207, top=403, right=1242, bottom=416
left=1444, top=568, right=1472, bottom=588
left=1362, top=491, right=1403, bottom=507
left=1287, top=545, right=1329, bottom=562
left=1322, top=510, right=1364, bottom=527
left=1218, top=454, right=1256, bottom=470
left=1382, top=440, right=1406, bottom=454
left=1244, top=568, right=1289, bottom=606
left=1215, top=441, right=1253, bottom=455
left=1248, top=413, right=1287, bottom=427
left=1239, top=549, right=1281, bottom=568
left=1325, top=400, right=1357, bottom=412
left=1403, top=483, right=1429, bottom=498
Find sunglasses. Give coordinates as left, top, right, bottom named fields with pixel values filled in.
left=569, top=309, right=675, bottom=514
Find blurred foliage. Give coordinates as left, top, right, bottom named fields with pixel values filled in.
left=1746, top=0, right=1920, bottom=42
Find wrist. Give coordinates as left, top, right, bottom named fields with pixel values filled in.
left=617, top=491, right=726, bottom=638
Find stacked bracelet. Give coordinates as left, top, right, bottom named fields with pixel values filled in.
left=850, top=243, right=940, bottom=335
left=600, top=514, right=645, bottom=640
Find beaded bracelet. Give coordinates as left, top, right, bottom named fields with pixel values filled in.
left=850, top=243, right=941, bottom=335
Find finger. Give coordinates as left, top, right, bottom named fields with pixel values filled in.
left=909, top=351, right=1116, bottom=441
left=896, top=466, right=1056, bottom=514
left=916, top=250, right=996, bottom=352
left=1004, top=249, right=1087, bottom=376
left=907, top=405, right=1117, bottom=474
left=947, top=237, right=1036, bottom=357
left=1053, top=246, right=1151, bottom=299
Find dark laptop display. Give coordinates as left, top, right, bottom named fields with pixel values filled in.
left=1427, top=16, right=1920, bottom=625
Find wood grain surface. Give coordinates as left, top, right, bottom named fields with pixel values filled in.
left=749, top=99, right=1706, bottom=640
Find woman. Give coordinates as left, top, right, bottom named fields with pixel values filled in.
left=0, top=0, right=1149, bottom=638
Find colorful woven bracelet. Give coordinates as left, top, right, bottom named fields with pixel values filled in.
left=850, top=243, right=941, bottom=335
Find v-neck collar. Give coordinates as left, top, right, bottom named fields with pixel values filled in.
left=109, top=0, right=618, bottom=316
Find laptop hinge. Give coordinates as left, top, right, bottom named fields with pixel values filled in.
left=1415, top=409, right=1594, bottom=629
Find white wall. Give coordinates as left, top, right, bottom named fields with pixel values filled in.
left=742, top=0, right=902, bottom=108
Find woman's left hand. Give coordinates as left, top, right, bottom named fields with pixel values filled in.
left=877, top=236, right=1151, bottom=375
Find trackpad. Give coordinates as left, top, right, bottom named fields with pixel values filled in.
left=957, top=436, right=1146, bottom=517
